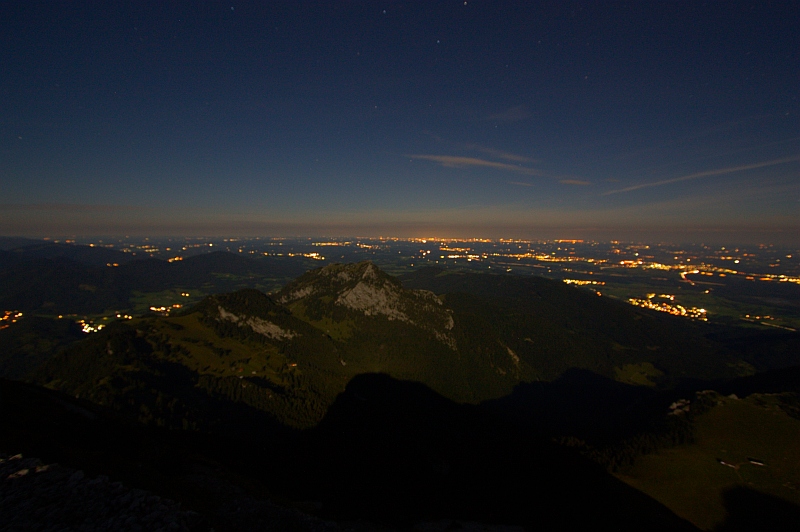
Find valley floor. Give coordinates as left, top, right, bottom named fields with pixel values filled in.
left=616, top=392, right=800, bottom=530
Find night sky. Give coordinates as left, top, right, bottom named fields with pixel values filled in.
left=1, top=1, right=798, bottom=243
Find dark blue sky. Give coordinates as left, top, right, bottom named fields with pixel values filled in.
left=2, top=1, right=798, bottom=243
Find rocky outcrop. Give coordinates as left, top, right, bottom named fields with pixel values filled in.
left=0, top=452, right=347, bottom=531
left=217, top=305, right=297, bottom=340
left=0, top=452, right=202, bottom=531
left=279, top=262, right=456, bottom=348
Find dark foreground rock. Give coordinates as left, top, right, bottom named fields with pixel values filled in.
left=1, top=452, right=203, bottom=531
left=0, top=451, right=360, bottom=532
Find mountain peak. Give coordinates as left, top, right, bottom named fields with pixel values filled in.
left=278, top=262, right=456, bottom=347
left=318, top=261, right=390, bottom=285
left=278, top=261, right=398, bottom=304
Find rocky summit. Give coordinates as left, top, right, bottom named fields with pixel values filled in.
left=279, top=261, right=456, bottom=348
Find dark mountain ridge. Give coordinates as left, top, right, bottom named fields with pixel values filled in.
left=0, top=239, right=134, bottom=267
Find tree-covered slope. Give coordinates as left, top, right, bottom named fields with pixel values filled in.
left=0, top=315, right=85, bottom=379
left=27, top=261, right=762, bottom=432
left=402, top=266, right=746, bottom=384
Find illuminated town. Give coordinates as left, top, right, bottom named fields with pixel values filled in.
left=627, top=295, right=708, bottom=321
left=76, top=318, right=105, bottom=334
left=0, top=310, right=23, bottom=330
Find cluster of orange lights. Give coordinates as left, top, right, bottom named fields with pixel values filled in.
left=628, top=297, right=707, bottom=321
left=150, top=304, right=183, bottom=315
left=563, top=279, right=605, bottom=286
left=1, top=310, right=23, bottom=330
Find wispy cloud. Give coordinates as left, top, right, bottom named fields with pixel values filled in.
left=603, top=155, right=800, bottom=195
left=423, top=133, right=538, bottom=164
left=409, top=155, right=543, bottom=176
left=487, top=104, right=529, bottom=123
left=508, top=179, right=592, bottom=187
left=462, top=144, right=538, bottom=164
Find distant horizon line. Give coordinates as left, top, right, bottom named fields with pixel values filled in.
left=2, top=234, right=798, bottom=247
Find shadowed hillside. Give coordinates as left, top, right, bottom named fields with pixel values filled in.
left=0, top=375, right=699, bottom=531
